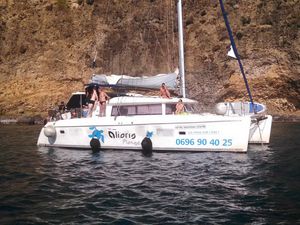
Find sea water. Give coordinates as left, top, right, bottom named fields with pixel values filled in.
left=0, top=123, right=299, bottom=224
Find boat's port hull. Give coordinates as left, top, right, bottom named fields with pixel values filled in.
left=37, top=114, right=251, bottom=152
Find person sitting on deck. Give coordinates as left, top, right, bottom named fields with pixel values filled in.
left=82, top=104, right=89, bottom=118
left=160, top=83, right=171, bottom=98
left=175, top=99, right=185, bottom=114
left=98, top=87, right=110, bottom=117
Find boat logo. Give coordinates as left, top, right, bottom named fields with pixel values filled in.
left=146, top=131, right=153, bottom=139
left=88, top=126, right=105, bottom=143
left=108, top=129, right=136, bottom=139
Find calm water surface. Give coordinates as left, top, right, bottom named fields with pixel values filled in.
left=0, top=123, right=299, bottom=224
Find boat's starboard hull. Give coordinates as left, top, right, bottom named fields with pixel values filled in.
left=249, top=115, right=272, bottom=144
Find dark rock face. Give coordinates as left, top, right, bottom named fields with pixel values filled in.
left=0, top=0, right=299, bottom=117
left=16, top=115, right=44, bottom=125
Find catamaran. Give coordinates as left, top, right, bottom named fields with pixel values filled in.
left=37, top=0, right=271, bottom=153
left=37, top=72, right=251, bottom=153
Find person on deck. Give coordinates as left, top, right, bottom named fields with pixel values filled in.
left=98, top=87, right=110, bottom=117
left=175, top=99, right=185, bottom=114
left=58, top=101, right=66, bottom=114
left=87, top=86, right=98, bottom=117
left=160, top=83, right=171, bottom=98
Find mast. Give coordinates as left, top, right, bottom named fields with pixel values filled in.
left=177, top=0, right=186, bottom=98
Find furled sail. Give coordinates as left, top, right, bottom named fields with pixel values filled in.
left=90, top=72, right=179, bottom=90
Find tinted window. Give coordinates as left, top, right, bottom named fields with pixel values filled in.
left=166, top=104, right=177, bottom=115
left=137, top=104, right=161, bottom=115
left=166, top=103, right=194, bottom=114
left=66, top=94, right=86, bottom=109
left=112, top=104, right=162, bottom=116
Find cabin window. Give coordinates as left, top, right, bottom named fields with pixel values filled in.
left=184, top=104, right=195, bottom=113
left=111, top=106, right=135, bottom=116
left=166, top=103, right=195, bottom=114
left=166, top=104, right=177, bottom=115
left=66, top=94, right=86, bottom=110
left=137, top=104, right=161, bottom=115
left=125, top=106, right=136, bottom=115
left=111, top=104, right=162, bottom=116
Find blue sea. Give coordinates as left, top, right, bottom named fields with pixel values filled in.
left=0, top=123, right=299, bottom=224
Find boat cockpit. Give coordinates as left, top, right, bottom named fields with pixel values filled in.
left=49, top=91, right=197, bottom=121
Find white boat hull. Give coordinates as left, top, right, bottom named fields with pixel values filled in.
left=37, top=114, right=251, bottom=152
left=218, top=102, right=272, bottom=144
left=249, top=115, right=272, bottom=144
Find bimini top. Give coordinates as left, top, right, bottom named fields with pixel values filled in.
left=89, top=72, right=179, bottom=90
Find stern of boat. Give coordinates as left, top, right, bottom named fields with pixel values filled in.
left=249, top=115, right=272, bottom=144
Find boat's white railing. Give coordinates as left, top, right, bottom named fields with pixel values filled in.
left=221, top=102, right=266, bottom=116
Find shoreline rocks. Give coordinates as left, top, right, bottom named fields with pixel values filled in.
left=0, top=115, right=45, bottom=125
left=273, top=115, right=300, bottom=123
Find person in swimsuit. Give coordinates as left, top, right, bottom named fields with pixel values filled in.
left=87, top=86, right=98, bottom=117
left=160, top=83, right=171, bottom=98
left=175, top=99, right=184, bottom=114
left=98, top=87, right=110, bottom=117
left=58, top=101, right=66, bottom=114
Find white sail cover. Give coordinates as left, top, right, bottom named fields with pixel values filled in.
left=90, top=72, right=179, bottom=90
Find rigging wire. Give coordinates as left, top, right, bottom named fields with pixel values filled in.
left=92, top=47, right=97, bottom=68
left=165, top=0, right=172, bottom=71
left=165, top=0, right=170, bottom=71
left=144, top=5, right=153, bottom=73
left=257, top=120, right=264, bottom=147
left=218, top=0, right=255, bottom=112
left=171, top=0, right=175, bottom=70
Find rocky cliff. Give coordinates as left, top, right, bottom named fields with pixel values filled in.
left=0, top=0, right=299, bottom=118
